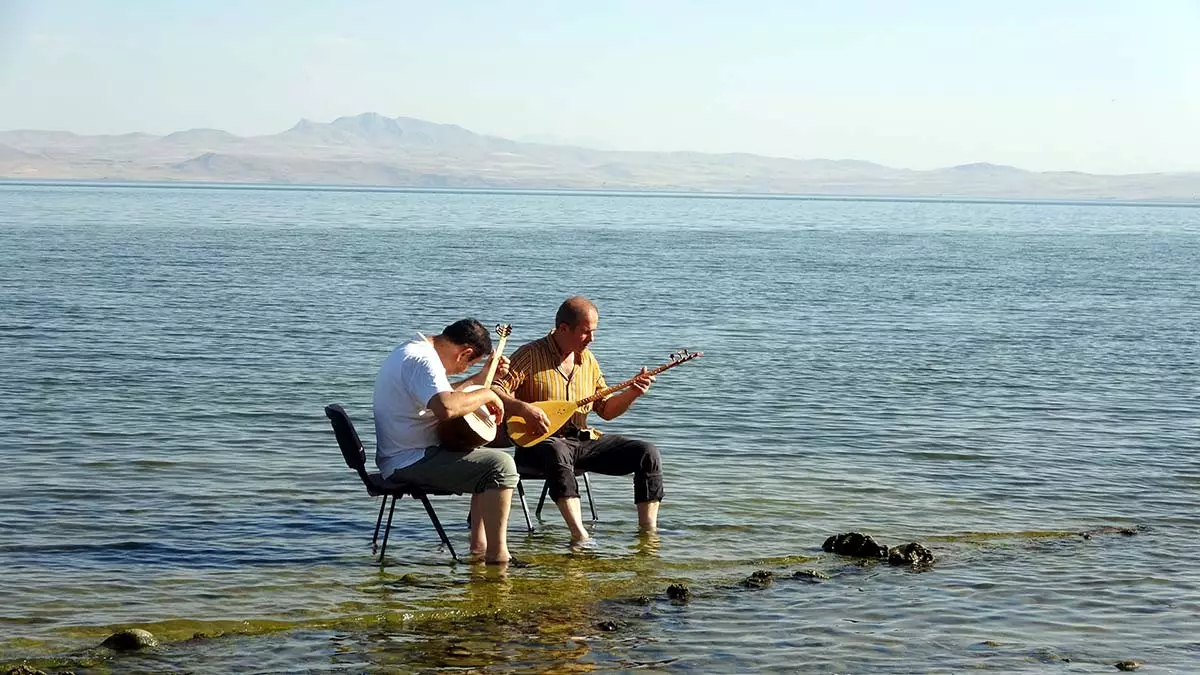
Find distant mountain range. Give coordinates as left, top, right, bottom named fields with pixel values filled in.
left=2, top=112, right=1197, bottom=201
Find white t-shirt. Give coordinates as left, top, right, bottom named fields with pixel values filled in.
left=373, top=334, right=452, bottom=477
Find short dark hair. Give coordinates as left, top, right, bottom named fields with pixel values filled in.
left=441, top=319, right=492, bottom=359
left=555, top=296, right=598, bottom=328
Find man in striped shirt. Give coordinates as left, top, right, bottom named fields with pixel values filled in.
left=494, top=296, right=662, bottom=543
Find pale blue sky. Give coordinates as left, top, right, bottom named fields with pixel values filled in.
left=1, top=0, right=1197, bottom=173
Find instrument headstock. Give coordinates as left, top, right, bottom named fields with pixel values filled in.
left=669, top=348, right=703, bottom=363
left=495, top=324, right=512, bottom=339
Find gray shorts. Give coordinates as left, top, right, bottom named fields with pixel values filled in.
left=387, top=446, right=518, bottom=494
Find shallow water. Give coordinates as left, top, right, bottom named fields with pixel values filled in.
left=1, top=184, right=1198, bottom=673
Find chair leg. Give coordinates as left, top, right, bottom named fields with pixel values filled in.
left=371, top=496, right=388, bottom=554
left=583, top=473, right=598, bottom=521
left=418, top=494, right=460, bottom=563
left=517, top=480, right=533, bottom=533
left=377, top=495, right=399, bottom=562
left=535, top=481, right=550, bottom=519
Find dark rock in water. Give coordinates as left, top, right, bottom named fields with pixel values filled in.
left=888, top=542, right=936, bottom=568
left=666, top=583, right=692, bottom=602
left=741, top=570, right=775, bottom=589
left=596, top=620, right=619, bottom=632
left=1114, top=660, right=1143, bottom=671
left=793, top=569, right=831, bottom=583
left=823, top=532, right=888, bottom=558
left=100, top=628, right=158, bottom=651
left=6, top=665, right=47, bottom=675
left=1082, top=525, right=1149, bottom=539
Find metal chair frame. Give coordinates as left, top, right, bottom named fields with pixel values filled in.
left=325, top=404, right=461, bottom=563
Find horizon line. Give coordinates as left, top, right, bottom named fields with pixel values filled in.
left=3, top=178, right=1197, bottom=209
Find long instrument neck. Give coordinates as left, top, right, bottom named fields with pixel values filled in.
left=574, top=359, right=684, bottom=406
left=481, top=335, right=509, bottom=388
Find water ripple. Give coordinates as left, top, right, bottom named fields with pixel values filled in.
left=1, top=184, right=1198, bottom=672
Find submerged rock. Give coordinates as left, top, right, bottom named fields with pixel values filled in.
left=1081, top=525, right=1149, bottom=539
left=596, top=620, right=619, bottom=632
left=888, top=542, right=936, bottom=568
left=666, top=583, right=692, bottom=602
left=822, top=532, right=888, bottom=558
left=793, top=569, right=831, bottom=583
left=99, top=628, right=158, bottom=651
left=1114, top=660, right=1143, bottom=671
left=741, top=570, right=775, bottom=589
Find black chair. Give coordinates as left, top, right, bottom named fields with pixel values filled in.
left=487, top=424, right=600, bottom=526
left=324, top=404, right=461, bottom=563
left=517, top=465, right=598, bottom=522
left=463, top=463, right=599, bottom=533
left=483, top=468, right=597, bottom=534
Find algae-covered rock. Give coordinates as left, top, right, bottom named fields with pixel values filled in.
left=666, top=583, right=692, bottom=602
left=793, top=569, right=831, bottom=582
left=888, top=542, right=936, bottom=568
left=741, top=570, right=775, bottom=589
left=6, top=665, right=47, bottom=675
left=822, top=532, right=888, bottom=558
left=99, top=628, right=158, bottom=651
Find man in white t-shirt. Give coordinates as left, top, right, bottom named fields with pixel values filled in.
left=374, top=318, right=523, bottom=566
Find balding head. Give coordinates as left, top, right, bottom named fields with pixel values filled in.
left=555, top=296, right=598, bottom=329
left=552, top=296, right=599, bottom=356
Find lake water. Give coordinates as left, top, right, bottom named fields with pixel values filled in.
left=1, top=183, right=1198, bottom=673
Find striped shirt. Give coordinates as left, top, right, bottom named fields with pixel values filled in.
left=495, top=331, right=608, bottom=432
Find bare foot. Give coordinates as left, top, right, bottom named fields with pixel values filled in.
left=485, top=556, right=533, bottom=568
left=569, top=537, right=598, bottom=552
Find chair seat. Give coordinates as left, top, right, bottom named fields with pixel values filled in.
left=363, top=472, right=459, bottom=498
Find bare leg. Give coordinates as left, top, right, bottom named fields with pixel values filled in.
left=469, top=493, right=487, bottom=557
left=637, top=500, right=660, bottom=532
left=476, top=487, right=513, bottom=563
left=556, top=497, right=591, bottom=543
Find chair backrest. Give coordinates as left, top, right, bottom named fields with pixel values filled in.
left=324, top=404, right=373, bottom=484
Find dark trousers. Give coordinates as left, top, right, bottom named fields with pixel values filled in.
left=515, top=433, right=664, bottom=504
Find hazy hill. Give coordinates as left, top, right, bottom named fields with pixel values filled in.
left=1, top=112, right=1197, bottom=201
